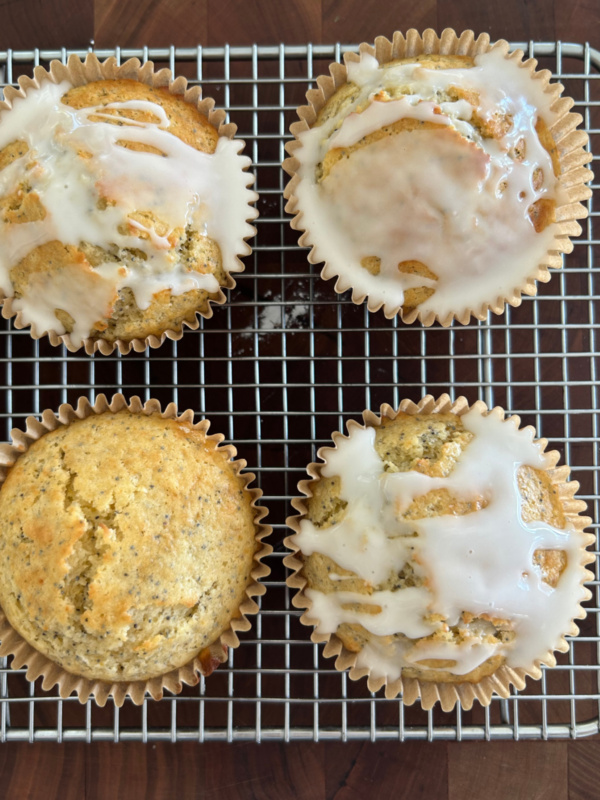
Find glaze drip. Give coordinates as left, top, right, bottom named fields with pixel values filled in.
left=0, top=80, right=256, bottom=342
left=292, top=411, right=588, bottom=681
left=292, top=49, right=563, bottom=318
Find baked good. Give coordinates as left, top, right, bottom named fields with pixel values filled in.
left=285, top=395, right=594, bottom=710
left=0, top=54, right=257, bottom=354
left=0, top=395, right=271, bottom=705
left=284, top=29, right=592, bottom=325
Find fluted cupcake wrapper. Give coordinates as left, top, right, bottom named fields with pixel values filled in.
left=284, top=393, right=595, bottom=712
left=283, top=28, right=593, bottom=326
left=0, top=394, right=272, bottom=707
left=0, top=52, right=258, bottom=355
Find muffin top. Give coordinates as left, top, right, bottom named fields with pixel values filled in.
left=0, top=411, right=259, bottom=682
left=0, top=77, right=256, bottom=344
left=291, top=409, right=588, bottom=684
left=290, top=49, right=565, bottom=320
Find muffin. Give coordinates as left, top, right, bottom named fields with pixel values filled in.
left=283, top=29, right=593, bottom=325
left=0, top=394, right=271, bottom=706
left=285, top=395, right=594, bottom=711
left=0, top=53, right=258, bottom=354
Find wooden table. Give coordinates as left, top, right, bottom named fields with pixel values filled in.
left=0, top=1, right=599, bottom=797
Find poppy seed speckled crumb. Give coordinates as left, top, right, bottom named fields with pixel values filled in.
left=0, top=411, right=259, bottom=683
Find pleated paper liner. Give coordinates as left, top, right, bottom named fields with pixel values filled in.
left=0, top=52, right=258, bottom=355
left=283, top=28, right=593, bottom=326
left=0, top=394, right=272, bottom=707
left=284, top=394, right=595, bottom=712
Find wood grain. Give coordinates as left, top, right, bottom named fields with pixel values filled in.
left=207, top=0, right=322, bottom=46
left=86, top=743, right=206, bottom=800
left=568, top=739, right=600, bottom=800
left=0, top=0, right=93, bottom=49
left=436, top=0, right=556, bottom=41
left=448, top=742, right=569, bottom=800
left=90, top=0, right=597, bottom=50
left=0, top=0, right=597, bottom=51
left=554, top=0, right=600, bottom=47
left=0, top=737, right=596, bottom=798
left=324, top=742, right=449, bottom=799
left=0, top=743, right=85, bottom=799
left=202, top=743, right=323, bottom=800
left=322, top=0, right=437, bottom=44
left=94, top=0, right=208, bottom=48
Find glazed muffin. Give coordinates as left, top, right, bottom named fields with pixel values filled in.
left=285, top=396, right=594, bottom=710
left=0, top=54, right=257, bottom=354
left=284, top=29, right=592, bottom=325
left=0, top=396, right=271, bottom=702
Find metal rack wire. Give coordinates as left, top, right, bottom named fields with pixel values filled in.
left=0, top=40, right=597, bottom=742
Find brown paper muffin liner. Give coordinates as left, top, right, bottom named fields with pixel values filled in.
left=283, top=28, right=593, bottom=326
left=284, top=394, right=595, bottom=711
left=0, top=52, right=258, bottom=355
left=0, top=394, right=272, bottom=707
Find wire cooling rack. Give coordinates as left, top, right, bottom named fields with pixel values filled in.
left=0, top=40, right=597, bottom=742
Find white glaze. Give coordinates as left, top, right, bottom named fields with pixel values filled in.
left=293, top=49, right=563, bottom=317
left=292, top=411, right=588, bottom=679
left=354, top=637, right=499, bottom=681
left=0, top=80, right=256, bottom=342
left=329, top=97, right=453, bottom=149
left=306, top=586, right=436, bottom=639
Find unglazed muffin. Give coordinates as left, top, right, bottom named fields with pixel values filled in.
left=0, top=54, right=257, bottom=354
left=285, top=396, right=594, bottom=710
left=284, top=29, right=592, bottom=325
left=0, top=395, right=271, bottom=704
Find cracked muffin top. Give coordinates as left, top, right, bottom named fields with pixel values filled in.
left=0, top=75, right=256, bottom=347
left=0, top=411, right=259, bottom=682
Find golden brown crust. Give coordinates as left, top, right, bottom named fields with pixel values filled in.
left=0, top=411, right=259, bottom=683
left=0, top=186, right=46, bottom=224
left=535, top=117, right=561, bottom=178
left=0, top=140, right=29, bottom=172
left=62, top=80, right=219, bottom=154
left=385, top=54, right=475, bottom=70
left=10, top=241, right=119, bottom=330
left=315, top=83, right=363, bottom=128
left=529, top=198, right=556, bottom=233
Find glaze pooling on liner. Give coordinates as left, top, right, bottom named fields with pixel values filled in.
left=292, top=412, right=588, bottom=682
left=292, top=49, right=563, bottom=318
left=0, top=81, right=256, bottom=343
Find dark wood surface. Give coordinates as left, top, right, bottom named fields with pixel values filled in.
left=0, top=1, right=599, bottom=797
left=0, top=738, right=598, bottom=799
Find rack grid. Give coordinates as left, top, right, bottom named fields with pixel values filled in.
left=0, top=40, right=598, bottom=742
